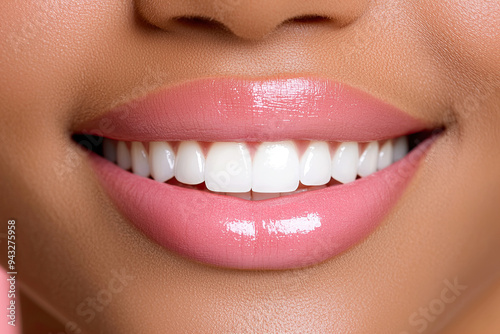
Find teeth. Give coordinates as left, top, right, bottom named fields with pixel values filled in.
left=299, top=141, right=332, bottom=186
left=205, top=142, right=252, bottom=193
left=103, top=138, right=117, bottom=163
left=116, top=141, right=131, bottom=170
left=107, top=135, right=412, bottom=198
left=174, top=141, right=205, bottom=185
left=280, top=187, right=310, bottom=197
left=131, top=142, right=150, bottom=177
left=252, top=141, right=300, bottom=193
left=149, top=142, right=175, bottom=182
left=377, top=140, right=394, bottom=170
left=358, top=141, right=379, bottom=177
left=331, top=142, right=359, bottom=184
left=393, top=136, right=409, bottom=162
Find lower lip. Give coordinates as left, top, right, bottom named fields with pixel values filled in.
left=91, top=138, right=434, bottom=270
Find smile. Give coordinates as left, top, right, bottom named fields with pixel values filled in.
left=77, top=77, right=440, bottom=269
left=100, top=136, right=411, bottom=200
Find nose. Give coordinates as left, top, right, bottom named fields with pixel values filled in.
left=134, top=0, right=368, bottom=40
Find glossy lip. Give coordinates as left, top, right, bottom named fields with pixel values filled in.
left=80, top=77, right=428, bottom=142
left=83, top=77, right=433, bottom=269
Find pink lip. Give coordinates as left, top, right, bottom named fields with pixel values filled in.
left=85, top=77, right=425, bottom=142
left=85, top=77, right=433, bottom=269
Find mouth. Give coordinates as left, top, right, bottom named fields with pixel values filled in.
left=75, top=77, right=441, bottom=270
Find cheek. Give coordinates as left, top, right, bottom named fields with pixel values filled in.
left=415, top=0, right=500, bottom=75
left=0, top=1, right=126, bottom=107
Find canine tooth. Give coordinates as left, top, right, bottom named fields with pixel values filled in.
left=116, top=141, right=131, bottom=170
left=103, top=138, right=117, bottom=162
left=252, top=141, right=300, bottom=193
left=331, top=142, right=359, bottom=184
left=149, top=142, right=175, bottom=182
left=377, top=140, right=394, bottom=170
left=252, top=192, right=281, bottom=201
left=393, top=136, right=409, bottom=162
left=131, top=142, right=150, bottom=177
left=205, top=142, right=252, bottom=193
left=299, top=141, right=331, bottom=186
left=175, top=141, right=205, bottom=185
left=358, top=141, right=379, bottom=177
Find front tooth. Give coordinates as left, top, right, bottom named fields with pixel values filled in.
left=377, top=140, right=394, bottom=170
left=358, top=141, right=379, bottom=177
left=175, top=141, right=205, bottom=185
left=331, top=142, right=359, bottom=184
left=103, top=138, right=117, bottom=162
left=205, top=142, right=252, bottom=193
left=116, top=141, right=131, bottom=170
left=299, top=141, right=331, bottom=186
left=149, top=142, right=175, bottom=182
left=393, top=136, right=409, bottom=162
left=131, top=142, right=150, bottom=177
left=252, top=141, right=300, bottom=193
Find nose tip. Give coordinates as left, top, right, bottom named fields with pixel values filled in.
left=135, top=0, right=368, bottom=41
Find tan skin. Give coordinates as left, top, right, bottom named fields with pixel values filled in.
left=0, top=0, right=499, bottom=333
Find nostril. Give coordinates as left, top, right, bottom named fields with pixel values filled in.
left=282, top=14, right=351, bottom=29
left=174, top=15, right=213, bottom=25
left=173, top=15, right=229, bottom=33
left=288, top=14, right=331, bottom=24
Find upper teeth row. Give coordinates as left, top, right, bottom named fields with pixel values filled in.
left=103, top=138, right=409, bottom=194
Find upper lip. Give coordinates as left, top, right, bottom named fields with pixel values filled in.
left=79, top=77, right=430, bottom=142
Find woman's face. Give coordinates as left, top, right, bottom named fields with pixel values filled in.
left=1, top=0, right=499, bottom=333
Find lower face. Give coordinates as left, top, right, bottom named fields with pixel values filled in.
left=1, top=0, right=500, bottom=333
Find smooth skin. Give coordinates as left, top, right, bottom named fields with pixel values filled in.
left=0, top=0, right=499, bottom=333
